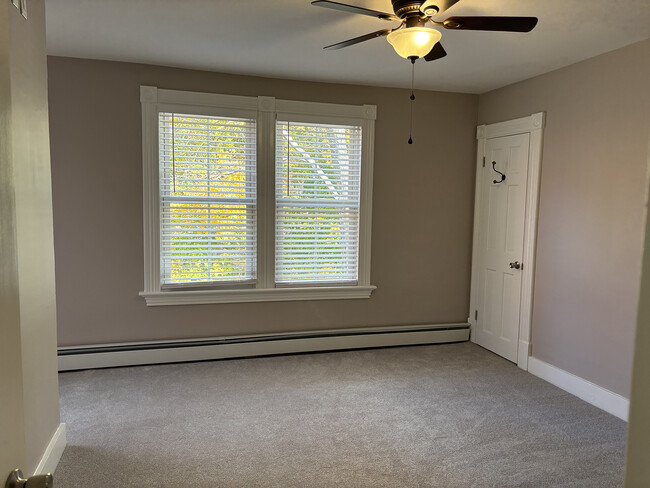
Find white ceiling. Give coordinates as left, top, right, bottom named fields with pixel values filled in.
left=45, top=0, right=650, bottom=94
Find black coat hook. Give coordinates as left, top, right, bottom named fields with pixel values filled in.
left=492, top=161, right=506, bottom=184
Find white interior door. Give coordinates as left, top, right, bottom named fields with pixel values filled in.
left=475, top=133, right=530, bottom=362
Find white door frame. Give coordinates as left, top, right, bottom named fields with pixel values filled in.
left=469, top=112, right=545, bottom=371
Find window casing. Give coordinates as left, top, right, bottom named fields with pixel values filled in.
left=139, top=87, right=376, bottom=305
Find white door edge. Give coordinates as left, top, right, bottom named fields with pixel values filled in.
left=469, top=112, right=545, bottom=371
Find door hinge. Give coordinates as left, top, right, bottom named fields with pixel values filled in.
left=482, top=156, right=486, bottom=167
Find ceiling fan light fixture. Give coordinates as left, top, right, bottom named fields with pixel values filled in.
left=387, top=27, right=442, bottom=59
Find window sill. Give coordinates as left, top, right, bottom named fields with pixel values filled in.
left=139, top=285, right=376, bottom=306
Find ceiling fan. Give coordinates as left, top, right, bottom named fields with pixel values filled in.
left=312, top=0, right=538, bottom=61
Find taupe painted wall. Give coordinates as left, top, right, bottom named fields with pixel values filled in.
left=478, top=38, right=650, bottom=398
left=48, top=57, right=478, bottom=346
left=624, top=130, right=650, bottom=486
left=0, top=0, right=61, bottom=477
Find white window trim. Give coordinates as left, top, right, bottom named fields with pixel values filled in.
left=138, top=86, right=377, bottom=306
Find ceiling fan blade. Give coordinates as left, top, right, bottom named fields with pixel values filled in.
left=311, top=0, right=399, bottom=21
left=324, top=29, right=393, bottom=50
left=443, top=16, right=538, bottom=32
left=420, top=0, right=461, bottom=16
left=424, top=42, right=447, bottom=61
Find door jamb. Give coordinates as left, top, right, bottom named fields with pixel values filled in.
left=468, top=112, right=545, bottom=371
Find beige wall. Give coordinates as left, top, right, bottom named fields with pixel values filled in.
left=0, top=0, right=61, bottom=477
left=624, top=130, right=650, bottom=486
left=48, top=57, right=478, bottom=346
left=478, top=38, right=650, bottom=398
left=0, top=2, right=27, bottom=479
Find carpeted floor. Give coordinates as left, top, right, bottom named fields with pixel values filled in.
left=55, top=343, right=627, bottom=487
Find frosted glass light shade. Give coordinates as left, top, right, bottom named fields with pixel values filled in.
left=387, top=27, right=442, bottom=59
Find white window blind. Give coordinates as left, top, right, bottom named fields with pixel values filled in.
left=275, top=121, right=362, bottom=285
left=159, top=113, right=257, bottom=286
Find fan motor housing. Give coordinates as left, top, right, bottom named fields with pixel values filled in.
left=391, top=0, right=426, bottom=18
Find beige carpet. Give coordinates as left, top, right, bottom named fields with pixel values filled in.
left=55, top=342, right=627, bottom=487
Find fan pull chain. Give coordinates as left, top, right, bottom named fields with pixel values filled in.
left=408, top=58, right=416, bottom=145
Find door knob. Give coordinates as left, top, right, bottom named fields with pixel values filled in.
left=509, top=261, right=522, bottom=270
left=5, top=470, right=53, bottom=488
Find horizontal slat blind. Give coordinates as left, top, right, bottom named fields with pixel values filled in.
left=275, top=121, right=362, bottom=285
left=159, top=113, right=256, bottom=286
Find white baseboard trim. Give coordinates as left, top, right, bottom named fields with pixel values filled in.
left=34, top=423, right=66, bottom=476
left=58, top=323, right=470, bottom=372
left=528, top=357, right=629, bottom=421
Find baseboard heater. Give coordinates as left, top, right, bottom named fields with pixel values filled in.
left=58, top=323, right=470, bottom=371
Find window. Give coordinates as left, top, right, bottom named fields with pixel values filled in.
left=158, top=113, right=257, bottom=287
left=139, top=87, right=376, bottom=305
left=275, top=121, right=361, bottom=286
